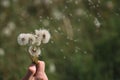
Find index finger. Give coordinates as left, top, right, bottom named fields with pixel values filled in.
left=36, top=61, right=45, bottom=75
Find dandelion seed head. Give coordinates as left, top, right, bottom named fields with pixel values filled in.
left=41, top=29, right=51, bottom=43
left=17, top=33, right=29, bottom=45
left=27, top=34, right=36, bottom=45
left=35, top=29, right=42, bottom=38
left=29, top=46, right=41, bottom=57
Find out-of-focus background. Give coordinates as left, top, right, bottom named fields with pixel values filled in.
left=0, top=0, right=120, bottom=80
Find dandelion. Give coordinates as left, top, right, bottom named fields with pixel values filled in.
left=17, top=33, right=29, bottom=45
left=17, top=28, right=51, bottom=64
left=35, top=29, right=51, bottom=44
left=28, top=46, right=41, bottom=57
left=35, top=37, right=42, bottom=46
left=41, top=29, right=51, bottom=43
left=29, top=46, right=41, bottom=64
left=35, top=29, right=42, bottom=38
left=35, top=29, right=43, bottom=46
left=27, top=34, right=36, bottom=45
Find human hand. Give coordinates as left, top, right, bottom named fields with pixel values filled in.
left=22, top=61, right=48, bottom=80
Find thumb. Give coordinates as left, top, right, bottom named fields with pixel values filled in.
left=22, top=64, right=36, bottom=80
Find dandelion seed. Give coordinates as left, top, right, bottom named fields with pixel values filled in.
left=42, top=19, right=49, bottom=27
left=58, top=27, right=61, bottom=31
left=0, top=48, right=5, bottom=56
left=75, top=1, right=78, bottom=5
left=106, top=1, right=114, bottom=10
left=34, top=0, right=41, bottom=5
left=66, top=42, right=69, bottom=45
left=45, top=0, right=53, bottom=4
left=65, top=6, right=68, bottom=9
left=7, top=21, right=16, bottom=31
left=63, top=56, right=66, bottom=59
left=60, top=49, right=64, bottom=52
left=2, top=21, right=16, bottom=37
left=69, top=13, right=73, bottom=17
left=84, top=51, right=87, bottom=54
left=77, top=28, right=81, bottom=32
left=75, top=8, right=85, bottom=16
left=94, top=18, right=101, bottom=28
left=54, top=30, right=58, bottom=33
left=74, top=39, right=78, bottom=42
left=49, top=62, right=56, bottom=73
left=1, top=0, right=10, bottom=8
left=51, top=40, right=54, bottom=44
left=52, top=9, right=63, bottom=20
left=78, top=19, right=81, bottom=22
left=2, top=27, right=11, bottom=37
left=75, top=49, right=78, bottom=53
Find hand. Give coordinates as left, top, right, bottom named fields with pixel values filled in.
left=22, top=61, right=48, bottom=80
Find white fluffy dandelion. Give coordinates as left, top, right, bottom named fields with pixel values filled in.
left=28, top=46, right=41, bottom=57
left=35, top=29, right=42, bottom=39
left=17, top=29, right=51, bottom=64
left=35, top=29, right=43, bottom=46
left=27, top=33, right=36, bottom=45
left=35, top=29, right=51, bottom=44
left=17, top=33, right=29, bottom=45
left=41, top=29, right=51, bottom=43
left=35, top=36, right=42, bottom=46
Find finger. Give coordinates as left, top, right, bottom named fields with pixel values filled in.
left=35, top=61, right=45, bottom=76
left=35, top=73, right=48, bottom=80
left=37, top=61, right=45, bottom=72
left=44, top=73, right=48, bottom=80
left=22, top=64, right=36, bottom=80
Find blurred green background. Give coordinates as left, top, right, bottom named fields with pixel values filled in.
left=0, top=0, right=120, bottom=80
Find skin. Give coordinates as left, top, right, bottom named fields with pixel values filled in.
left=22, top=61, right=48, bottom=80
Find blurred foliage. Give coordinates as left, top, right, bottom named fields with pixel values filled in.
left=0, top=0, right=120, bottom=80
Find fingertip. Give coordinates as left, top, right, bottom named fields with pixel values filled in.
left=38, top=61, right=45, bottom=65
left=36, top=60, right=45, bottom=73
left=38, top=61, right=45, bottom=66
left=22, top=64, right=36, bottom=80
left=28, top=64, right=36, bottom=75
